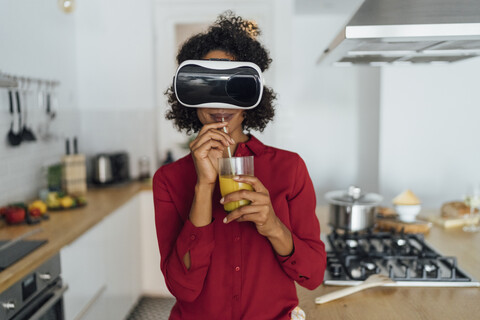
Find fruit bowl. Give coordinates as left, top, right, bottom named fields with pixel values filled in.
left=46, top=192, right=87, bottom=211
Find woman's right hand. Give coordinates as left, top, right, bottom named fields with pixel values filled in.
left=189, top=122, right=235, bottom=186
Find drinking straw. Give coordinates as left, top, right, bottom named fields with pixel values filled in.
left=222, top=117, right=235, bottom=177
left=222, top=117, right=233, bottom=159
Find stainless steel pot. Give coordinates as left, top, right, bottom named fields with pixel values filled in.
left=325, top=186, right=382, bottom=232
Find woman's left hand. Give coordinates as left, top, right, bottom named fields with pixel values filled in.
left=221, top=175, right=280, bottom=237
left=222, top=175, right=294, bottom=256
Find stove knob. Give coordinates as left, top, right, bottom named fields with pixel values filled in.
left=39, top=273, right=51, bottom=281
left=2, top=301, right=16, bottom=311
left=330, top=263, right=343, bottom=277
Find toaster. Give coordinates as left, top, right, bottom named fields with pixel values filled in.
left=92, top=152, right=130, bottom=185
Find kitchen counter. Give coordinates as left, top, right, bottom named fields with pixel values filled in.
left=2, top=186, right=480, bottom=318
left=297, top=207, right=480, bottom=319
left=0, top=181, right=151, bottom=293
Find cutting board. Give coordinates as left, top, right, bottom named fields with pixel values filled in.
left=426, top=214, right=480, bottom=229
left=376, top=218, right=432, bottom=234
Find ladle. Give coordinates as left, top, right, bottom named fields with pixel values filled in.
left=20, top=79, right=37, bottom=141
left=7, top=90, right=22, bottom=146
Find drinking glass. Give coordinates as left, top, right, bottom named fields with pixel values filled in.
left=463, top=184, right=480, bottom=232
left=218, top=156, right=254, bottom=212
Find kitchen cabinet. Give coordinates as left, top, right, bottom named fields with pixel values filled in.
left=103, top=194, right=142, bottom=319
left=61, top=193, right=142, bottom=320
left=138, top=190, right=172, bottom=297
left=0, top=182, right=170, bottom=320
left=61, top=217, right=107, bottom=320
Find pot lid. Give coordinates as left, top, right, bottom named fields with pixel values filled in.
left=325, top=186, right=383, bottom=206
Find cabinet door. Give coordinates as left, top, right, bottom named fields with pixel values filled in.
left=103, top=194, right=142, bottom=319
left=62, top=195, right=143, bottom=320
left=61, top=221, right=107, bottom=320
left=139, top=190, right=173, bottom=297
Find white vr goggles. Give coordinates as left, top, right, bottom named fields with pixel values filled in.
left=173, top=60, right=264, bottom=110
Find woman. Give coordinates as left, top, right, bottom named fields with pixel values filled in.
left=153, top=12, right=326, bottom=320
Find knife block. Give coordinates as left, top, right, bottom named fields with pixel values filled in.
left=62, top=154, right=87, bottom=196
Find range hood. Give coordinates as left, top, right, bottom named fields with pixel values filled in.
left=318, top=0, right=480, bottom=66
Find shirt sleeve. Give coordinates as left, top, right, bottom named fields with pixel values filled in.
left=275, top=155, right=327, bottom=290
left=153, top=168, right=215, bottom=302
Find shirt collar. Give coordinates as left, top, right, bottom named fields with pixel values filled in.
left=243, top=134, right=267, bottom=156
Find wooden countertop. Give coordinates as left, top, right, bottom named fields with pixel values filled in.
left=0, top=181, right=151, bottom=293
left=298, top=207, right=480, bottom=319
left=2, top=187, right=480, bottom=318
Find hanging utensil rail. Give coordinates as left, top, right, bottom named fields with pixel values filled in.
left=0, top=70, right=60, bottom=89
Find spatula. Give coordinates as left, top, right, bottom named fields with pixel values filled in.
left=315, top=274, right=395, bottom=304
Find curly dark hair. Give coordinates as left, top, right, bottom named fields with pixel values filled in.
left=165, top=11, right=276, bottom=134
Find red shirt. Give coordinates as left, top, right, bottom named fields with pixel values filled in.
left=153, top=135, right=326, bottom=320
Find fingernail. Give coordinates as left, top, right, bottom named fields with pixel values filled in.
left=223, top=217, right=228, bottom=224
left=230, top=138, right=235, bottom=144
left=220, top=197, right=224, bottom=204
left=233, top=176, right=240, bottom=180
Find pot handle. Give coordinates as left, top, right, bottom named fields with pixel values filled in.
left=348, top=186, right=362, bottom=200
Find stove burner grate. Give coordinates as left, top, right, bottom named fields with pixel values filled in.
left=325, top=230, right=476, bottom=284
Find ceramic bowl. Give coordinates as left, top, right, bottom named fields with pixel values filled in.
left=394, top=204, right=421, bottom=222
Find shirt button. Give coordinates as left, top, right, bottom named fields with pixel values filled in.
left=234, top=236, right=240, bottom=241
left=235, top=266, right=240, bottom=272
left=241, top=143, right=245, bottom=148
left=190, top=234, right=196, bottom=240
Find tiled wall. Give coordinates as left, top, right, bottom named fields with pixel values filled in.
left=79, top=108, right=157, bottom=182
left=1, top=0, right=79, bottom=206
left=0, top=94, right=80, bottom=205
left=0, top=103, right=157, bottom=206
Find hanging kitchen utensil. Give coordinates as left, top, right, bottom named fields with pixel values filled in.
left=51, top=81, right=59, bottom=111
left=40, top=81, right=56, bottom=141
left=20, top=79, right=36, bottom=141
left=37, top=80, right=45, bottom=110
left=7, top=89, right=22, bottom=146
left=47, top=82, right=57, bottom=121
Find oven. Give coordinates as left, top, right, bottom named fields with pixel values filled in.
left=0, top=253, right=67, bottom=320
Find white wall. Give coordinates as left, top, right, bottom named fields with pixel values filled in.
left=153, top=0, right=279, bottom=165
left=151, top=2, right=381, bottom=205
left=0, top=0, right=79, bottom=204
left=3, top=0, right=476, bottom=212
left=75, top=0, right=157, bottom=179
left=286, top=14, right=380, bottom=203
left=379, top=58, right=480, bottom=208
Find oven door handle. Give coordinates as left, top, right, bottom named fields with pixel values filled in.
left=28, top=284, right=68, bottom=320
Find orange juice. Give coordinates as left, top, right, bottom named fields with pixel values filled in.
left=219, top=175, right=253, bottom=212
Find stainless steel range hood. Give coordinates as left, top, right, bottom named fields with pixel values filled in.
left=318, top=0, right=480, bottom=66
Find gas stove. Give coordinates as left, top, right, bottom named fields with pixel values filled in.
left=324, top=230, right=480, bottom=287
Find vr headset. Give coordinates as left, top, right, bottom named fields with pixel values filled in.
left=174, top=60, right=264, bottom=110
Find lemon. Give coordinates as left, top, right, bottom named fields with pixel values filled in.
left=60, top=196, right=74, bottom=208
